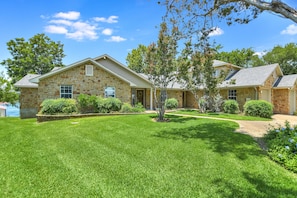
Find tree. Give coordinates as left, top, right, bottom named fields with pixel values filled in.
left=0, top=72, right=18, bottom=104
left=215, top=48, right=264, bottom=67
left=144, top=23, right=178, bottom=121
left=161, top=1, right=297, bottom=27
left=1, top=33, right=65, bottom=84
left=262, top=43, right=297, bottom=75
left=126, top=44, right=147, bottom=73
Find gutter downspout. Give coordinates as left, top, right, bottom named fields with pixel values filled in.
left=254, top=87, right=258, bottom=100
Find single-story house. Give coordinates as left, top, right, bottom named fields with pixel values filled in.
left=14, top=54, right=297, bottom=118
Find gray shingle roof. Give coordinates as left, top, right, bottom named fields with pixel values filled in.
left=274, top=74, right=297, bottom=88
left=14, top=74, right=40, bottom=88
left=220, top=64, right=281, bottom=88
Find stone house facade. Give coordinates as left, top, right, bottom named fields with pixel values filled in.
left=15, top=54, right=297, bottom=118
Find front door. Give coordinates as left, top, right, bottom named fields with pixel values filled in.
left=136, top=90, right=144, bottom=106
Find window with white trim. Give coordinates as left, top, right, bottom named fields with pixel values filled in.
left=105, top=87, right=115, bottom=98
left=60, top=85, right=73, bottom=98
left=228, top=89, right=237, bottom=100
left=85, top=65, right=93, bottom=76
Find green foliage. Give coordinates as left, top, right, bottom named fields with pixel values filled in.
left=40, top=98, right=77, bottom=115
left=244, top=100, right=273, bottom=118
left=144, top=22, right=178, bottom=121
left=77, top=94, right=122, bottom=113
left=120, top=103, right=145, bottom=113
left=223, top=100, right=239, bottom=114
left=215, top=48, right=263, bottom=67
left=1, top=33, right=65, bottom=84
left=262, top=43, right=297, bottom=75
left=77, top=94, right=98, bottom=113
left=0, top=73, right=18, bottom=104
left=165, top=98, right=178, bottom=109
left=126, top=44, right=147, bottom=73
left=100, top=97, right=122, bottom=113
left=265, top=121, right=297, bottom=173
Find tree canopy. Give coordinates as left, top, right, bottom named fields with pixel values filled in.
left=126, top=44, right=147, bottom=73
left=0, top=72, right=18, bottom=104
left=262, top=43, right=297, bottom=75
left=1, top=33, right=65, bottom=84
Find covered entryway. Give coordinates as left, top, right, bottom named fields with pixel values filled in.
left=136, top=89, right=145, bottom=106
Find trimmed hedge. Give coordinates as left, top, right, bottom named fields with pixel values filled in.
left=223, top=100, right=239, bottom=114
left=40, top=98, right=78, bottom=115
left=244, top=100, right=273, bottom=118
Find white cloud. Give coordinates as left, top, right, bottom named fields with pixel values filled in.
left=43, top=12, right=123, bottom=41
left=105, top=36, right=126, bottom=42
left=66, top=21, right=98, bottom=41
left=281, top=24, right=297, bottom=35
left=44, top=25, right=68, bottom=34
left=49, top=19, right=73, bottom=26
left=54, top=11, right=80, bottom=20
left=209, top=27, right=224, bottom=37
left=94, top=16, right=118, bottom=23
left=102, top=28, right=113, bottom=35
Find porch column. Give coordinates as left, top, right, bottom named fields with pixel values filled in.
left=150, top=88, right=153, bottom=110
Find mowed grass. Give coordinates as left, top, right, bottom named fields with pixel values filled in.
left=0, top=115, right=296, bottom=197
left=172, top=109, right=272, bottom=121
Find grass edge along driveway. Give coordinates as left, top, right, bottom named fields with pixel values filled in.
left=1, top=115, right=297, bottom=197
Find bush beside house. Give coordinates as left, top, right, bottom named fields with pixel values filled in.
left=244, top=100, right=273, bottom=118
left=223, top=100, right=239, bottom=114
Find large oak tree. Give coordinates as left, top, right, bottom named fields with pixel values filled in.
left=1, top=33, right=65, bottom=84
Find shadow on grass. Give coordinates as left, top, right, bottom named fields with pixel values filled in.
left=149, top=114, right=198, bottom=123
left=153, top=121, right=264, bottom=160
left=212, top=171, right=297, bottom=197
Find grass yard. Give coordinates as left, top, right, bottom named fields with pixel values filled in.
left=172, top=109, right=272, bottom=121
left=0, top=115, right=296, bottom=197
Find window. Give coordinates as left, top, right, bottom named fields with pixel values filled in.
left=85, top=65, right=93, bottom=76
left=105, top=87, right=115, bottom=98
left=60, top=85, right=73, bottom=98
left=228, top=90, right=237, bottom=100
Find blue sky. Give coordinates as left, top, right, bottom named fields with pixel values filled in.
left=0, top=0, right=297, bottom=75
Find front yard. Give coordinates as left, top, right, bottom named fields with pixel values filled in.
left=0, top=115, right=297, bottom=197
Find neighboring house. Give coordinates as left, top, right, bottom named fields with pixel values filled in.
left=14, top=54, right=297, bottom=118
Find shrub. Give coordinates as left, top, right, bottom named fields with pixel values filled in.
left=265, top=121, right=297, bottom=173
left=40, top=98, right=77, bottom=115
left=96, top=97, right=122, bottom=113
left=198, top=95, right=209, bottom=113
left=77, top=94, right=97, bottom=113
left=120, top=103, right=145, bottom=113
left=244, top=100, right=273, bottom=118
left=165, top=98, right=178, bottom=110
left=223, top=100, right=239, bottom=114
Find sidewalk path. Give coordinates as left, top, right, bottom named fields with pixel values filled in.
left=167, top=113, right=297, bottom=138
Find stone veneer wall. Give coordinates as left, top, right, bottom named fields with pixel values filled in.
left=167, top=90, right=184, bottom=108
left=273, top=89, right=289, bottom=114
left=220, top=88, right=257, bottom=111
left=38, top=62, right=131, bottom=110
left=19, top=88, right=39, bottom=118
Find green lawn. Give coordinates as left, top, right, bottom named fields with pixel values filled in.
left=172, top=109, right=272, bottom=121
left=0, top=115, right=296, bottom=197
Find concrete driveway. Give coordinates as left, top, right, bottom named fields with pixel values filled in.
left=236, top=114, right=297, bottom=138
